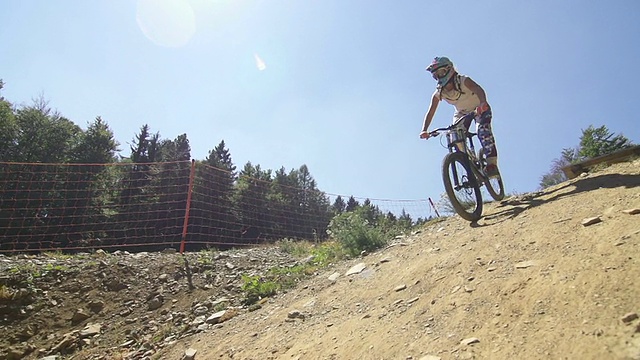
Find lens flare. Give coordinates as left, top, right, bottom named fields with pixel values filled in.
left=136, top=0, right=196, bottom=48
left=254, top=53, right=267, bottom=71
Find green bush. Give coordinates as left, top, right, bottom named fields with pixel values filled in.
left=309, top=241, right=345, bottom=266
left=327, top=208, right=387, bottom=257
left=240, top=274, right=279, bottom=305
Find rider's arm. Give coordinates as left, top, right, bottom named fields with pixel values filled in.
left=464, top=77, right=488, bottom=105
left=420, top=92, right=440, bottom=137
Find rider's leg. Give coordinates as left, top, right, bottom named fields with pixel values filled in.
left=476, top=109, right=498, bottom=166
left=452, top=113, right=471, bottom=152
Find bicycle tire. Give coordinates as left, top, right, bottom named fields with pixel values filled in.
left=442, top=152, right=483, bottom=221
left=478, top=149, right=505, bottom=201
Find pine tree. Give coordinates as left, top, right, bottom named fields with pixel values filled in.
left=192, top=140, right=238, bottom=245
left=269, top=166, right=294, bottom=239
left=346, top=196, right=359, bottom=212
left=398, top=209, right=413, bottom=229
left=331, top=196, right=346, bottom=215
left=152, top=134, right=192, bottom=245
left=207, top=140, right=236, bottom=173
left=578, top=125, right=633, bottom=159
left=71, top=117, right=120, bottom=164
left=234, top=162, right=272, bottom=243
left=294, top=165, right=331, bottom=240
left=204, top=140, right=237, bottom=221
left=5, top=100, right=82, bottom=247
left=65, top=117, right=121, bottom=244
left=117, top=125, right=158, bottom=245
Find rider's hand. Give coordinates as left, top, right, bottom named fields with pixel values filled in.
left=420, top=130, right=430, bottom=139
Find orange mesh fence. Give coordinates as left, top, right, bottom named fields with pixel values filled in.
left=0, top=161, right=436, bottom=253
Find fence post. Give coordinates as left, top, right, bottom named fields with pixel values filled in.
left=428, top=197, right=441, bottom=218
left=180, top=159, right=196, bottom=254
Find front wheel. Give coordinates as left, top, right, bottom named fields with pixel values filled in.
left=442, top=152, right=483, bottom=221
left=479, top=149, right=505, bottom=201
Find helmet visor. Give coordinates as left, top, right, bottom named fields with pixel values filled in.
left=432, top=67, right=449, bottom=80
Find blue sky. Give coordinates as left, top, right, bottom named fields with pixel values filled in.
left=1, top=0, right=639, bottom=207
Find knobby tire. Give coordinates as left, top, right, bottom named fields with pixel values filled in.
left=479, top=149, right=505, bottom=201
left=442, top=152, right=483, bottom=221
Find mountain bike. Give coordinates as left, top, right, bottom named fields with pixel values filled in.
left=427, top=112, right=505, bottom=221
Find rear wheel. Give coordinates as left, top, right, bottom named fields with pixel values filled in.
left=479, top=149, right=505, bottom=201
left=442, top=152, right=483, bottom=221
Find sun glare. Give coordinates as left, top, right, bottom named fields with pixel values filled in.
left=136, top=0, right=196, bottom=48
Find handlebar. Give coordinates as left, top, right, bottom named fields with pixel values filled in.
left=425, top=111, right=477, bottom=138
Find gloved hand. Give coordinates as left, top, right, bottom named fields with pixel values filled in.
left=475, top=102, right=490, bottom=115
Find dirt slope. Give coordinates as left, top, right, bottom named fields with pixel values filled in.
left=1, top=160, right=639, bottom=360
left=161, top=160, right=640, bottom=360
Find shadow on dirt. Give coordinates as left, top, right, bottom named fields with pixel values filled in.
left=478, top=173, right=640, bottom=224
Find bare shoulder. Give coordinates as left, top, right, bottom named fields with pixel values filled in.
left=463, top=76, right=478, bottom=86
left=464, top=76, right=483, bottom=90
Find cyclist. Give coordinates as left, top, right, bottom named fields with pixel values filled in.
left=419, top=56, right=499, bottom=177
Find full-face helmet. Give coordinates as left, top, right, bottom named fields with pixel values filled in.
left=426, top=56, right=455, bottom=87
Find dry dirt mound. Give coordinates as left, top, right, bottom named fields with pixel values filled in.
left=0, top=247, right=303, bottom=360
left=1, top=160, right=639, bottom=360
left=161, top=160, right=640, bottom=360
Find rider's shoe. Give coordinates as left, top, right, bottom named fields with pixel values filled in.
left=485, top=164, right=499, bottom=178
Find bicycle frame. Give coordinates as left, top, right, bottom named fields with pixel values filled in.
left=433, top=114, right=486, bottom=185
left=426, top=111, right=505, bottom=220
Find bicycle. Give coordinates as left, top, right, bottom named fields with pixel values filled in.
left=427, top=112, right=505, bottom=221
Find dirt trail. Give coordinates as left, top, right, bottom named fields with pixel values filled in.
left=1, top=160, right=638, bottom=360
left=162, top=160, right=640, bottom=360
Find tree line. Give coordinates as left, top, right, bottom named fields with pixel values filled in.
left=0, top=80, right=422, bottom=252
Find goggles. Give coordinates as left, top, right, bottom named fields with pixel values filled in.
left=432, top=67, right=449, bottom=80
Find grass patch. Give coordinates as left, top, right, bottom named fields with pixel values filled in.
left=212, top=300, right=229, bottom=312
left=8, top=263, right=39, bottom=282
left=42, top=263, right=70, bottom=273
left=239, top=240, right=347, bottom=305
left=277, top=238, right=314, bottom=258
left=195, top=248, right=218, bottom=266
left=267, top=264, right=316, bottom=289
left=278, top=239, right=346, bottom=267
left=43, top=250, right=74, bottom=260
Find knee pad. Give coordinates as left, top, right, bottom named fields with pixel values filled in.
left=477, top=123, right=497, bottom=157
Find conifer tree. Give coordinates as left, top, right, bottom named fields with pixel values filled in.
left=192, top=140, right=238, bottom=244
left=331, top=196, right=346, bottom=215
left=578, top=125, right=633, bottom=159
left=345, top=196, right=359, bottom=212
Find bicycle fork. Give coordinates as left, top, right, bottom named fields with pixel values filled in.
left=450, top=155, right=479, bottom=191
